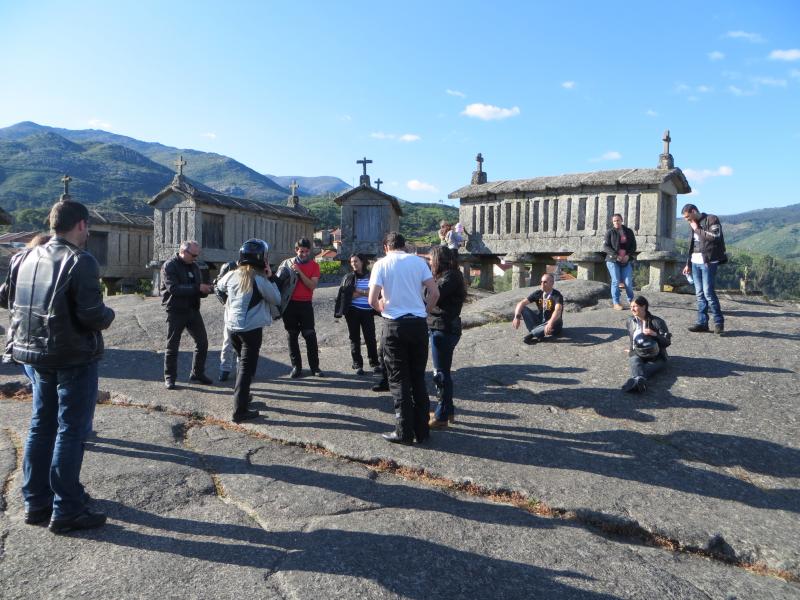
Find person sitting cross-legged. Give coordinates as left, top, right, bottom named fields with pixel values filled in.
left=511, top=273, right=564, bottom=345
left=621, top=295, right=671, bottom=394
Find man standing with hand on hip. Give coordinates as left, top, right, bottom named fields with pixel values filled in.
left=369, top=232, right=439, bottom=446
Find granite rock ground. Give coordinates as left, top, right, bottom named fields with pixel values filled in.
left=1, top=280, right=798, bottom=598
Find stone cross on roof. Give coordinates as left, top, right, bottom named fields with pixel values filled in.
left=174, top=155, right=187, bottom=177
left=61, top=174, right=72, bottom=197
left=471, top=152, right=487, bottom=185
left=658, top=130, right=674, bottom=170
left=375, top=178, right=383, bottom=191
left=290, top=180, right=299, bottom=196
left=357, top=156, right=372, bottom=186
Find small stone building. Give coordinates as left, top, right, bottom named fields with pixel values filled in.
left=335, top=158, right=402, bottom=257
left=148, top=169, right=315, bottom=287
left=448, top=133, right=691, bottom=290
left=86, top=208, right=154, bottom=294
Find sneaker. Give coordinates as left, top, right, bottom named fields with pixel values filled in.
left=355, top=368, right=365, bottom=376
left=351, top=363, right=362, bottom=371
left=290, top=367, right=303, bottom=379
left=621, top=378, right=638, bottom=393
left=370, top=363, right=382, bottom=373
left=24, top=506, right=53, bottom=525
left=311, top=369, right=325, bottom=377
left=523, top=333, right=539, bottom=345
left=428, top=418, right=449, bottom=429
left=49, top=509, right=106, bottom=534
left=613, top=303, right=624, bottom=311
left=232, top=409, right=260, bottom=423
left=218, top=370, right=230, bottom=382
left=372, top=381, right=389, bottom=392
left=635, top=378, right=647, bottom=393
left=189, top=373, right=213, bottom=385
left=688, top=324, right=710, bottom=333
left=713, top=324, right=725, bottom=335
left=164, top=377, right=176, bottom=390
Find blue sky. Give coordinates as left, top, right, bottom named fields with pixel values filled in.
left=1, top=0, right=798, bottom=215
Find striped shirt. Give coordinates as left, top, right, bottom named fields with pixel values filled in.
left=351, top=274, right=372, bottom=310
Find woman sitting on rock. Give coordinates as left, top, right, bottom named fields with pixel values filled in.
left=215, top=239, right=281, bottom=422
left=622, top=295, right=671, bottom=393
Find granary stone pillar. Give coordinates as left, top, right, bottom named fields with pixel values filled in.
left=529, top=256, right=551, bottom=287
left=637, top=251, right=680, bottom=292
left=505, top=252, right=534, bottom=289
left=478, top=257, right=495, bottom=291
left=571, top=252, right=608, bottom=284
left=102, top=278, right=121, bottom=296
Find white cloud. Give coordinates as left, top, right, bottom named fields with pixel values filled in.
left=709, top=51, right=725, bottom=61
left=728, top=85, right=756, bottom=96
left=687, top=95, right=699, bottom=102
left=683, top=166, right=734, bottom=183
left=697, top=85, right=713, bottom=93
left=461, top=103, right=520, bottom=120
left=753, top=76, right=787, bottom=87
left=200, top=132, right=217, bottom=139
left=407, top=180, right=438, bottom=193
left=370, top=132, right=421, bottom=142
left=590, top=151, right=622, bottom=162
left=338, top=115, right=353, bottom=122
left=769, top=49, right=800, bottom=61
left=561, top=81, right=576, bottom=89
left=87, top=118, right=111, bottom=130
left=725, top=30, right=764, bottom=43
left=675, top=83, right=691, bottom=93
left=446, top=89, right=466, bottom=98
left=645, top=109, right=659, bottom=117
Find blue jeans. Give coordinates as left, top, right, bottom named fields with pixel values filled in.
left=691, top=262, right=724, bottom=326
left=430, top=330, right=460, bottom=421
left=606, top=261, right=634, bottom=305
left=22, top=362, right=98, bottom=520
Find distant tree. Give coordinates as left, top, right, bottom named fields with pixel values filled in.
left=12, top=207, right=50, bottom=231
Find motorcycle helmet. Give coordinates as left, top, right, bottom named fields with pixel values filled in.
left=238, top=239, right=269, bottom=269
left=633, top=333, right=659, bottom=359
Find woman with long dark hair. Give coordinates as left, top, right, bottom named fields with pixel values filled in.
left=334, top=253, right=380, bottom=375
left=428, top=245, right=466, bottom=428
left=216, top=239, right=281, bottom=422
left=622, top=295, right=671, bottom=393
left=603, top=213, right=637, bottom=310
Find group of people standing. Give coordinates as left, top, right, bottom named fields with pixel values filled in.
left=1, top=192, right=726, bottom=534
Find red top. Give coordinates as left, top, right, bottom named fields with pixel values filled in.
left=291, top=260, right=321, bottom=302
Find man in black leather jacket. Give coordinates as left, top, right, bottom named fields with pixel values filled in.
left=160, top=240, right=214, bottom=389
left=7, top=199, right=115, bottom=533
left=681, top=204, right=727, bottom=334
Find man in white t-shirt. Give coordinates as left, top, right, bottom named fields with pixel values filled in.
left=369, top=232, right=439, bottom=445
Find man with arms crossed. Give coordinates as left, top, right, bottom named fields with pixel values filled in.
left=8, top=199, right=115, bottom=533
left=369, top=232, right=439, bottom=445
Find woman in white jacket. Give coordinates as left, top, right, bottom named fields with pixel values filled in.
left=215, top=239, right=281, bottom=422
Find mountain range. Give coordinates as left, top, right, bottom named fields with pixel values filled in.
left=675, top=203, right=800, bottom=262
left=0, top=121, right=350, bottom=212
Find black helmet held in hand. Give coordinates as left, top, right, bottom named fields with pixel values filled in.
left=633, top=333, right=659, bottom=359
left=238, top=239, right=269, bottom=268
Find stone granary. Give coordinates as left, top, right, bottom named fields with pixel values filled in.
left=334, top=157, right=402, bottom=257
left=86, top=208, right=154, bottom=294
left=148, top=157, right=315, bottom=289
left=448, top=133, right=691, bottom=290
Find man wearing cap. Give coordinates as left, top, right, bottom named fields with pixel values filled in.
left=160, top=240, right=214, bottom=389
left=369, top=231, right=439, bottom=445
